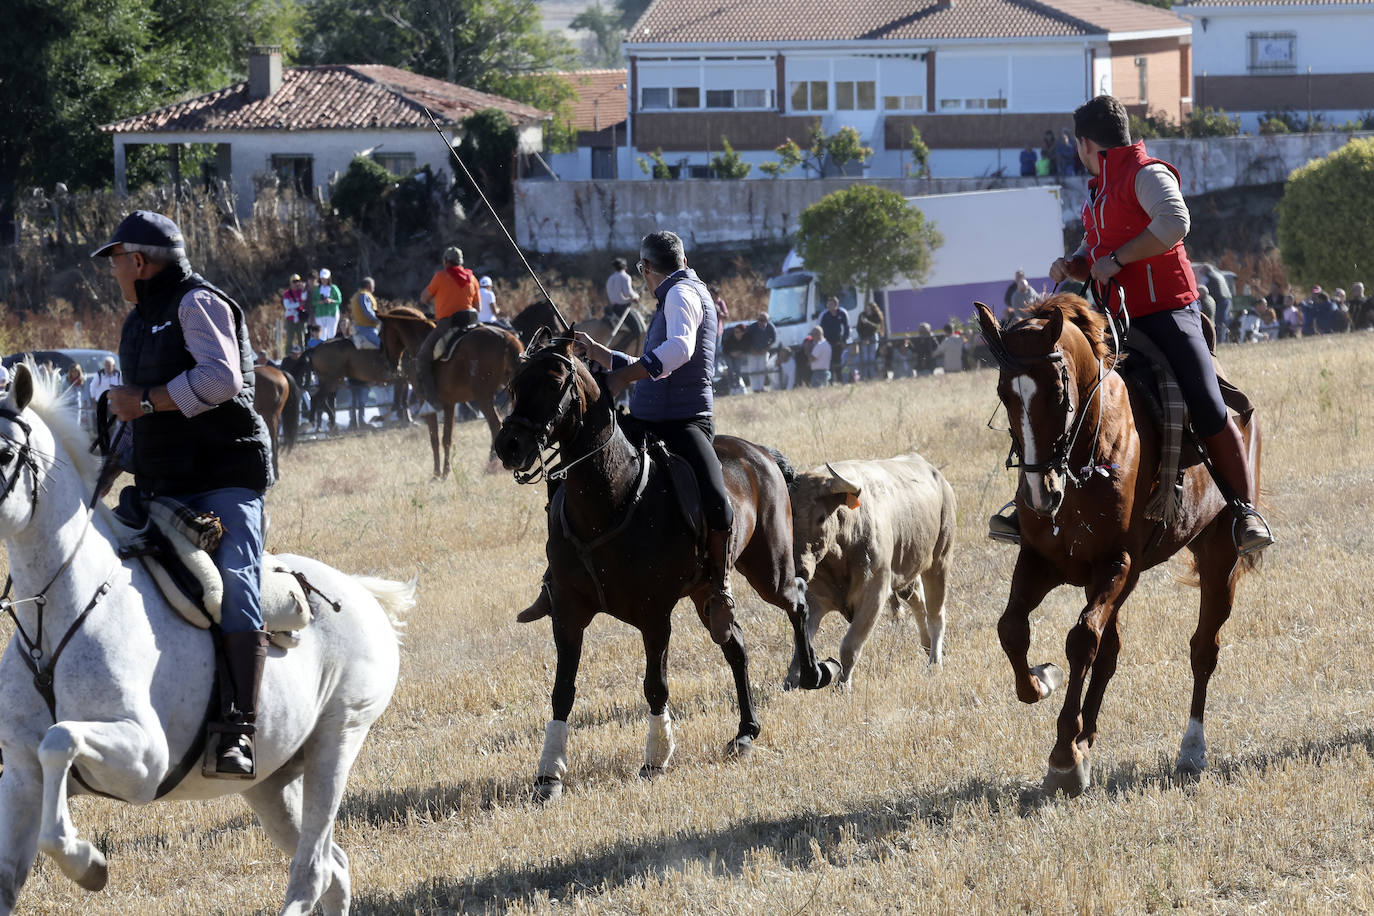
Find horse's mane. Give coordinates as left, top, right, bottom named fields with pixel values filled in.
left=14, top=361, right=100, bottom=490
left=1020, top=293, right=1112, bottom=362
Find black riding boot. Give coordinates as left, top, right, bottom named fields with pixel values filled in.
left=1202, top=422, right=1274, bottom=556
left=705, top=527, right=736, bottom=645
left=516, top=573, right=552, bottom=623
left=214, top=630, right=269, bottom=778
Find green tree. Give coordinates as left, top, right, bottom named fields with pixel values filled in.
left=454, top=108, right=519, bottom=212
left=757, top=123, right=873, bottom=178
left=709, top=137, right=751, bottom=179
left=0, top=0, right=299, bottom=241
left=907, top=126, right=931, bottom=178
left=331, top=156, right=397, bottom=231
left=570, top=2, right=624, bottom=67
left=796, top=185, right=944, bottom=299
left=636, top=149, right=672, bottom=179
left=1277, top=137, right=1374, bottom=289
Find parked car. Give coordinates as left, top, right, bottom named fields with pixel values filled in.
left=2, top=348, right=119, bottom=377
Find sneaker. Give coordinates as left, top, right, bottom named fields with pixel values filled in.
left=988, top=502, right=1021, bottom=544
left=1233, top=505, right=1274, bottom=557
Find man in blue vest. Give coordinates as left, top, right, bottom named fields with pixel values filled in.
left=518, top=231, right=738, bottom=644
left=95, top=210, right=275, bottom=778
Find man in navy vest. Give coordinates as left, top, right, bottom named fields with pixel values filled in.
left=95, top=210, right=275, bottom=778
left=518, top=231, right=738, bottom=644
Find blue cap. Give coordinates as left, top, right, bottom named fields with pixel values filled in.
left=91, top=210, right=186, bottom=258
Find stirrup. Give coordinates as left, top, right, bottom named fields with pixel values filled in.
left=1232, top=503, right=1274, bottom=557
left=203, top=722, right=256, bottom=780
left=988, top=501, right=1021, bottom=544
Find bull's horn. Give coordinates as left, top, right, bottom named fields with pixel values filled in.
left=824, top=462, right=861, bottom=496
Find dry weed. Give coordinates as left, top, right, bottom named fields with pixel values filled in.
left=10, top=333, right=1374, bottom=914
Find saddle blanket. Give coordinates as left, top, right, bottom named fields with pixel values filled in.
left=108, top=497, right=312, bottom=649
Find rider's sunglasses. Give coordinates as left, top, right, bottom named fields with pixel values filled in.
left=636, top=260, right=656, bottom=277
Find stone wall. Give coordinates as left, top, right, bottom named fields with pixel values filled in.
left=514, top=131, right=1374, bottom=253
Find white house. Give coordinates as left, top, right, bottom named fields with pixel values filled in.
left=100, top=47, right=549, bottom=218
left=542, top=69, right=629, bottom=181
left=1172, top=0, right=1374, bottom=133
left=621, top=0, right=1194, bottom=179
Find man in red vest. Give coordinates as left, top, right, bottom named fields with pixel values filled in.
left=990, top=95, right=1272, bottom=556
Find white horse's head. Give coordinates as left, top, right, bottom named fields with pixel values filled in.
left=0, top=361, right=96, bottom=539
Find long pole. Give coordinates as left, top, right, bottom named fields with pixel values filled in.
left=422, top=106, right=570, bottom=332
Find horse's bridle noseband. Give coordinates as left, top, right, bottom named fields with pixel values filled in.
left=505, top=347, right=612, bottom=485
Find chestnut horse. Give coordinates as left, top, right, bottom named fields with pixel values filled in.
left=385, top=309, right=523, bottom=477
left=975, top=295, right=1261, bottom=796
left=303, top=332, right=408, bottom=432
left=492, top=334, right=839, bottom=802
left=510, top=299, right=645, bottom=358
left=251, top=365, right=300, bottom=479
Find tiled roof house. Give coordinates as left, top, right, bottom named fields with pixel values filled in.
left=618, top=0, right=1193, bottom=178
left=544, top=69, right=630, bottom=179
left=102, top=47, right=550, bottom=216
left=1171, top=0, right=1374, bottom=132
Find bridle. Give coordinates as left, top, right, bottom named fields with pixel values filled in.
left=504, top=346, right=614, bottom=485
left=0, top=402, right=114, bottom=725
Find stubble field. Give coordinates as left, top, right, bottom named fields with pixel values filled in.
left=16, top=332, right=1374, bottom=914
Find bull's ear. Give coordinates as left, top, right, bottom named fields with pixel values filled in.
left=824, top=462, right=862, bottom=509
left=9, top=364, right=32, bottom=412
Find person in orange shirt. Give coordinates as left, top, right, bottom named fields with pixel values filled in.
left=417, top=245, right=480, bottom=408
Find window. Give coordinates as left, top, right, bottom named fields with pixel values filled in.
left=836, top=81, right=855, bottom=110
left=986, top=96, right=1007, bottom=110
left=373, top=152, right=415, bottom=175
left=270, top=155, right=313, bottom=195
left=706, top=89, right=733, bottom=108
left=673, top=87, right=699, bottom=109
left=1248, top=32, right=1296, bottom=73
left=883, top=94, right=923, bottom=111
left=939, top=98, right=962, bottom=110
left=835, top=81, right=876, bottom=111
left=856, top=82, right=876, bottom=110
left=789, top=80, right=828, bottom=111
left=965, top=98, right=986, bottom=110
left=684, top=164, right=713, bottom=179
left=642, top=87, right=670, bottom=109
left=735, top=89, right=770, bottom=108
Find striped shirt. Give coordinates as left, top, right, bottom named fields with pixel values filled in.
left=165, top=287, right=244, bottom=418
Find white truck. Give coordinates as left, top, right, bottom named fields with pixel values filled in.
left=758, top=185, right=1067, bottom=348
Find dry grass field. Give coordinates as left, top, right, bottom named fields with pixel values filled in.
left=13, top=332, right=1374, bottom=914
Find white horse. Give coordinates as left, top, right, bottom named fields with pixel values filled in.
left=0, top=363, right=408, bottom=915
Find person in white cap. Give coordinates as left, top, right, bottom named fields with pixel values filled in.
left=311, top=268, right=342, bottom=340
left=477, top=275, right=498, bottom=323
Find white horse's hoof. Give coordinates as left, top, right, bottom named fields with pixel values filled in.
left=1031, top=663, right=1064, bottom=698
left=533, top=776, right=562, bottom=803
left=1042, top=757, right=1091, bottom=797
left=64, top=845, right=108, bottom=892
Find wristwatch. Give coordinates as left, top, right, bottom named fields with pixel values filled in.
left=140, top=388, right=155, bottom=415
left=1108, top=251, right=1125, bottom=269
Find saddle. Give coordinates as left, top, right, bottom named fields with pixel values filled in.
left=109, top=488, right=313, bottom=649
left=621, top=419, right=705, bottom=544
left=432, top=312, right=481, bottom=361
left=1117, top=333, right=1255, bottom=525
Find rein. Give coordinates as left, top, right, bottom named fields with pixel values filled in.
left=507, top=349, right=615, bottom=485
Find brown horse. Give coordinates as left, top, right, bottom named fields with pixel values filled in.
left=394, top=311, right=523, bottom=478
left=975, top=295, right=1261, bottom=796
left=252, top=364, right=300, bottom=479
left=510, top=299, right=645, bottom=358
left=303, top=330, right=408, bottom=432
left=492, top=333, right=839, bottom=802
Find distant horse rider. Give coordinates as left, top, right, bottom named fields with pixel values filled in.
left=94, top=210, right=274, bottom=777
left=605, top=256, right=640, bottom=320
left=417, top=245, right=480, bottom=407
left=349, top=277, right=394, bottom=371
left=519, top=231, right=738, bottom=644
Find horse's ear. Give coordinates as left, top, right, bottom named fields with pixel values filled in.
left=1042, top=306, right=1064, bottom=345
left=10, top=364, right=32, bottom=411
left=974, top=302, right=1002, bottom=344
left=528, top=326, right=552, bottom=352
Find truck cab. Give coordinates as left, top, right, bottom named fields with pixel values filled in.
left=761, top=268, right=861, bottom=350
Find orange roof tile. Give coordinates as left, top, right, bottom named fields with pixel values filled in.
left=627, top=0, right=1188, bottom=44
left=101, top=65, right=548, bottom=134
left=547, top=69, right=629, bottom=131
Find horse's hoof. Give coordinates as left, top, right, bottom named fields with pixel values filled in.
left=533, top=776, right=563, bottom=804
left=638, top=763, right=670, bottom=780
left=75, top=849, right=108, bottom=892
left=781, top=676, right=799, bottom=692
left=1042, top=757, right=1091, bottom=797
left=724, top=736, right=754, bottom=760
left=1031, top=663, right=1064, bottom=698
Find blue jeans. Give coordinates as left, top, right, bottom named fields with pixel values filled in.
left=859, top=341, right=878, bottom=378
left=355, top=325, right=380, bottom=348
left=810, top=369, right=830, bottom=388
left=178, top=488, right=265, bottom=633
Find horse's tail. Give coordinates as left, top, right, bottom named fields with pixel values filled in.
left=765, top=445, right=797, bottom=487
left=353, top=574, right=415, bottom=643
left=282, top=373, right=301, bottom=452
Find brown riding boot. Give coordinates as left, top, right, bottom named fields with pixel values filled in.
left=214, top=630, right=269, bottom=778
left=1203, top=422, right=1274, bottom=557
left=705, top=527, right=736, bottom=645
